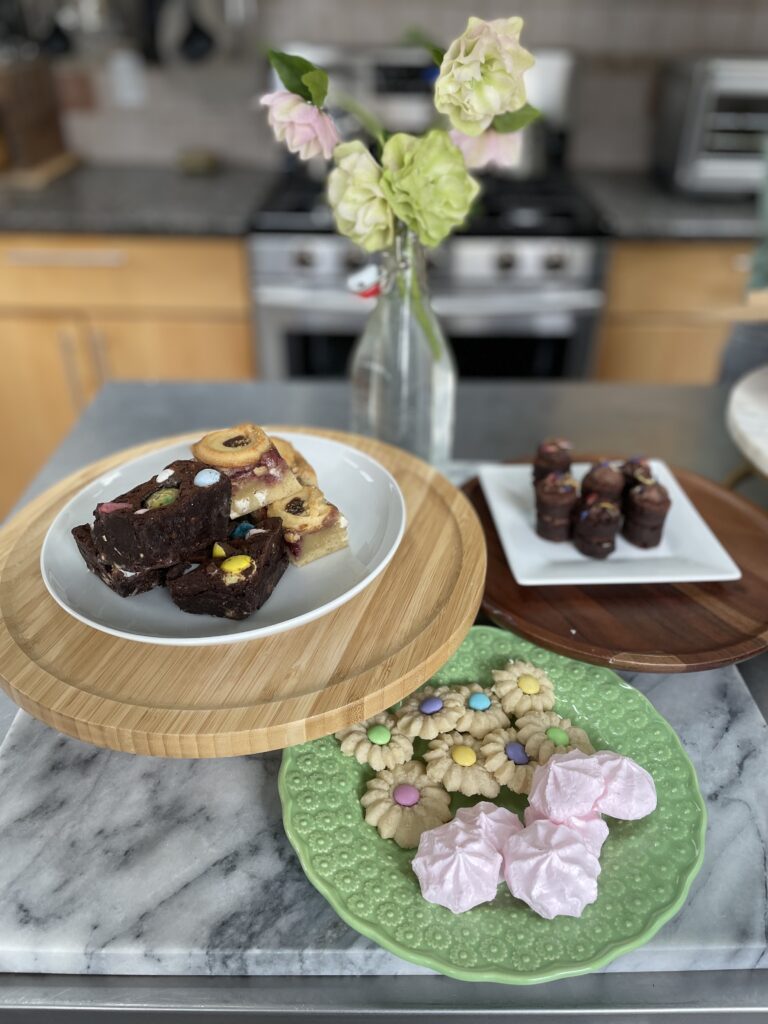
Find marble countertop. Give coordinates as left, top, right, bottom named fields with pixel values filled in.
left=579, top=172, right=762, bottom=240
left=1, top=380, right=767, bottom=1017
left=0, top=165, right=272, bottom=236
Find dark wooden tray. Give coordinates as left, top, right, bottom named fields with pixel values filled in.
left=463, top=466, right=768, bottom=673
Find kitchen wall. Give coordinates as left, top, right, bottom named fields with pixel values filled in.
left=57, top=0, right=768, bottom=173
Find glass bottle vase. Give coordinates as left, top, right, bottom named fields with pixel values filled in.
left=349, top=226, right=457, bottom=465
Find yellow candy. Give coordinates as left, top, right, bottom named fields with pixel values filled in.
left=212, top=542, right=227, bottom=558
left=451, top=744, right=477, bottom=767
left=518, top=674, right=541, bottom=695
left=220, top=555, right=253, bottom=575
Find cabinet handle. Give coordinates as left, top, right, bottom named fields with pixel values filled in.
left=89, top=328, right=111, bottom=387
left=6, top=249, right=126, bottom=268
left=58, top=329, right=85, bottom=411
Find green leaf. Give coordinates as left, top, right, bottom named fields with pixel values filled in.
left=492, top=103, right=541, bottom=133
left=402, top=28, right=445, bottom=66
left=268, top=49, right=318, bottom=102
left=334, top=92, right=386, bottom=147
left=301, top=68, right=328, bottom=108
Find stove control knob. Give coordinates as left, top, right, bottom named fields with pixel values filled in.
left=544, top=251, right=566, bottom=272
left=496, top=252, right=517, bottom=272
left=294, top=250, right=315, bottom=268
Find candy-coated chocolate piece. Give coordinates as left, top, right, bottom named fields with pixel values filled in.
left=230, top=520, right=255, bottom=539
left=366, top=723, right=391, bottom=745
left=220, top=554, right=253, bottom=575
left=517, top=674, right=541, bottom=695
left=467, top=691, right=492, bottom=711
left=212, top=542, right=226, bottom=558
left=392, top=783, right=420, bottom=807
left=155, top=467, right=174, bottom=483
left=505, top=740, right=529, bottom=765
left=193, top=467, right=222, bottom=488
left=451, top=744, right=477, bottom=767
left=419, top=696, right=443, bottom=715
left=546, top=726, right=570, bottom=747
left=96, top=501, right=132, bottom=514
left=144, top=487, right=179, bottom=510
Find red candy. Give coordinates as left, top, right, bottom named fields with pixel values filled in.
left=97, top=502, right=132, bottom=514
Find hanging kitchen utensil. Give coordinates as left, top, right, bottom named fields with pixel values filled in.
left=179, top=1, right=214, bottom=62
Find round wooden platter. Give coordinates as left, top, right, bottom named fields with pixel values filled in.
left=464, top=466, right=768, bottom=673
left=0, top=429, right=486, bottom=758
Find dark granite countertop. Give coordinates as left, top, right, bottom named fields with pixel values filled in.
left=0, top=165, right=273, bottom=236
left=579, top=172, right=762, bottom=241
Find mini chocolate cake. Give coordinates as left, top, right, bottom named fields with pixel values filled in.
left=167, top=517, right=287, bottom=619
left=92, top=460, right=231, bottom=571
left=535, top=473, right=579, bottom=542
left=533, top=438, right=573, bottom=482
left=581, top=460, right=624, bottom=503
left=620, top=456, right=652, bottom=500
left=622, top=479, right=671, bottom=548
left=72, top=524, right=167, bottom=598
left=573, top=500, right=621, bottom=559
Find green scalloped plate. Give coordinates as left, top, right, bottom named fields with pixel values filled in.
left=279, top=626, right=706, bottom=985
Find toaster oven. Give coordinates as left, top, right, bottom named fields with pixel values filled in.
left=655, top=58, right=768, bottom=195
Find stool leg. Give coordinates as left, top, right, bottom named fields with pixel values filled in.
left=722, top=460, right=755, bottom=490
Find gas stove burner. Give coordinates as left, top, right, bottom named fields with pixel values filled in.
left=251, top=168, right=605, bottom=239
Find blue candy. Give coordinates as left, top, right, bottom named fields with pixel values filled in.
left=467, top=691, right=491, bottom=711
left=230, top=520, right=254, bottom=539
left=193, top=468, right=221, bottom=488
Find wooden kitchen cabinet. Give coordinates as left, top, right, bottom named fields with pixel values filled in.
left=594, top=241, right=753, bottom=383
left=88, top=318, right=255, bottom=381
left=0, top=316, right=97, bottom=518
left=0, top=233, right=256, bottom=518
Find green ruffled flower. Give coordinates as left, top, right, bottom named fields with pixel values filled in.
left=435, top=16, right=535, bottom=136
left=327, top=141, right=394, bottom=252
left=380, top=131, right=479, bottom=248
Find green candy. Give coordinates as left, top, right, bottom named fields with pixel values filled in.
left=546, top=726, right=570, bottom=747
left=367, top=724, right=391, bottom=746
left=145, top=487, right=179, bottom=510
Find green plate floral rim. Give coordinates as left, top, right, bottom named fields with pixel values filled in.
left=278, top=626, right=707, bottom=985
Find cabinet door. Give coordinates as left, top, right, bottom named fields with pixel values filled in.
left=594, top=318, right=731, bottom=384
left=88, top=317, right=256, bottom=382
left=0, top=316, right=96, bottom=519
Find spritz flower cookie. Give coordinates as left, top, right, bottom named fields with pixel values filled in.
left=423, top=731, right=500, bottom=798
left=335, top=712, right=413, bottom=772
left=514, top=711, right=594, bottom=765
left=491, top=660, right=556, bottom=717
left=394, top=685, right=465, bottom=740
left=480, top=726, right=538, bottom=795
left=360, top=760, right=452, bottom=849
left=454, top=683, right=510, bottom=739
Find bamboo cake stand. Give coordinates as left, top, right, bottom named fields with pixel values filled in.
left=0, top=429, right=486, bottom=757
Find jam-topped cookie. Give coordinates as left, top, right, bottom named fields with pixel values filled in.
left=480, top=726, right=538, bottom=795
left=453, top=684, right=510, bottom=739
left=92, top=459, right=230, bottom=572
left=394, top=685, right=465, bottom=740
left=272, top=436, right=318, bottom=488
left=166, top=517, right=287, bottom=619
left=193, top=424, right=302, bottom=518
left=423, top=731, right=500, bottom=798
left=267, top=485, right=348, bottom=567
left=514, top=711, right=594, bottom=765
left=361, top=760, right=452, bottom=849
left=335, top=712, right=413, bottom=772
left=491, top=660, right=556, bottom=717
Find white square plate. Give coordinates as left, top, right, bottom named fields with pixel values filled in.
left=479, top=460, right=741, bottom=586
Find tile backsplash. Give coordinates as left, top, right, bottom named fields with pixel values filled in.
left=58, top=0, right=768, bottom=173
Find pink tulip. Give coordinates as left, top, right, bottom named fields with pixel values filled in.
left=260, top=90, right=340, bottom=161
left=450, top=128, right=523, bottom=171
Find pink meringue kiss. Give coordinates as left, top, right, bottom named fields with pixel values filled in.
left=527, top=750, right=605, bottom=821
left=454, top=801, right=523, bottom=855
left=503, top=819, right=601, bottom=920
left=413, top=820, right=502, bottom=914
left=591, top=751, right=657, bottom=820
left=524, top=804, right=609, bottom=858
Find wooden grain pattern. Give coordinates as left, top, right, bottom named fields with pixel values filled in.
left=594, top=319, right=731, bottom=384
left=464, top=467, right=768, bottom=673
left=0, top=429, right=486, bottom=757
